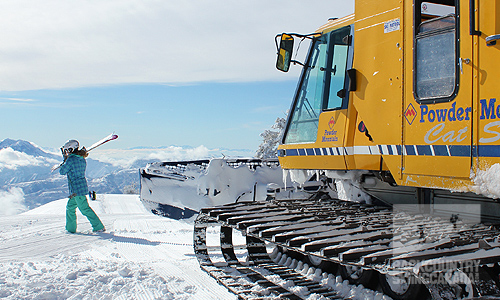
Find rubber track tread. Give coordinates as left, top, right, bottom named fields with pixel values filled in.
left=195, top=198, right=500, bottom=299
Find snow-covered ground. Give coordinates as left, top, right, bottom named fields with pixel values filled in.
left=0, top=194, right=236, bottom=299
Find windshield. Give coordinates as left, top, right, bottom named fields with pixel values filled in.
left=284, top=35, right=328, bottom=144
left=284, top=26, right=351, bottom=144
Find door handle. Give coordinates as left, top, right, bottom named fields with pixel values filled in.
left=486, top=34, right=500, bottom=46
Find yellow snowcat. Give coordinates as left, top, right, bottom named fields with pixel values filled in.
left=194, top=0, right=500, bottom=299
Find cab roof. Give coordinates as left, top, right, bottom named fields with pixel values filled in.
left=316, top=14, right=355, bottom=34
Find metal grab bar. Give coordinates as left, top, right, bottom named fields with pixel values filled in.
left=470, top=0, right=481, bottom=36
left=486, top=34, right=500, bottom=46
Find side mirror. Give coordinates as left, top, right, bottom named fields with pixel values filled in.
left=276, top=34, right=294, bottom=72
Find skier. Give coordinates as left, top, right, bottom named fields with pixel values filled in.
left=59, top=139, right=105, bottom=233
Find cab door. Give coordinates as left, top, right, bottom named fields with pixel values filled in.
left=402, top=0, right=473, bottom=186
left=279, top=26, right=353, bottom=171
left=476, top=0, right=500, bottom=174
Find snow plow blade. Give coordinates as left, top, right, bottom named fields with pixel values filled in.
left=140, top=158, right=282, bottom=219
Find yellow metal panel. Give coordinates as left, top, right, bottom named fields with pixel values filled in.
left=405, top=156, right=470, bottom=178
left=352, top=0, right=404, bottom=178
left=316, top=110, right=348, bottom=148
left=343, top=99, right=358, bottom=170
left=352, top=155, right=381, bottom=170
left=353, top=0, right=403, bottom=145
left=345, top=107, right=382, bottom=170
left=401, top=174, right=472, bottom=190
left=477, top=0, right=500, bottom=175
left=278, top=110, right=349, bottom=170
left=382, top=155, right=402, bottom=180
left=479, top=0, right=500, bottom=36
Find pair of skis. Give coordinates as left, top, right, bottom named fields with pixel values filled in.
left=85, top=133, right=119, bottom=152
left=51, top=133, right=118, bottom=172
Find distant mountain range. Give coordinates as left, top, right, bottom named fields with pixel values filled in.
left=0, top=138, right=256, bottom=212
left=0, top=139, right=59, bottom=159
left=0, top=139, right=139, bottom=210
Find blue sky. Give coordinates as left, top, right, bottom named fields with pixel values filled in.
left=0, top=1, right=354, bottom=152
left=0, top=82, right=295, bottom=150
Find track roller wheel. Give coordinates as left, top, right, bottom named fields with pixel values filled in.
left=306, top=254, right=323, bottom=267
left=305, top=254, right=338, bottom=275
left=379, top=272, right=424, bottom=300
left=339, top=264, right=375, bottom=288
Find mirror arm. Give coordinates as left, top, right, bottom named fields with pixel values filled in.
left=275, top=32, right=320, bottom=51
left=275, top=32, right=320, bottom=72
left=291, top=60, right=306, bottom=67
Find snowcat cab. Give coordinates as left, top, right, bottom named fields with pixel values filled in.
left=194, top=1, right=500, bottom=299
left=277, top=0, right=500, bottom=223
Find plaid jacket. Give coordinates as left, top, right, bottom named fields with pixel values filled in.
left=59, top=153, right=88, bottom=197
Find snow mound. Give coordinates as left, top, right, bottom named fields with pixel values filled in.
left=472, top=163, right=500, bottom=198
left=0, top=194, right=236, bottom=300
left=0, top=255, right=181, bottom=299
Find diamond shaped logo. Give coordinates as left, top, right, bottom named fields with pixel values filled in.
left=328, top=117, right=335, bottom=130
left=404, top=103, right=417, bottom=125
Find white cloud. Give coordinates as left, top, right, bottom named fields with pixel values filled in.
left=0, top=0, right=354, bottom=91
left=91, top=146, right=254, bottom=167
left=147, top=145, right=210, bottom=161
left=0, top=148, right=57, bottom=170
left=0, top=98, right=35, bottom=102
left=0, top=187, right=27, bottom=216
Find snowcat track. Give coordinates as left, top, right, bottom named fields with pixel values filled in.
left=194, top=213, right=343, bottom=299
left=194, top=198, right=500, bottom=299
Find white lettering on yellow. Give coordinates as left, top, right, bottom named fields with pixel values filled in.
left=424, top=123, right=445, bottom=143
left=456, top=127, right=468, bottom=142
left=480, top=121, right=500, bottom=143
left=424, top=123, right=468, bottom=144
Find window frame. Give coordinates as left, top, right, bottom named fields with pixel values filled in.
left=323, top=25, right=353, bottom=111
left=281, top=25, right=354, bottom=145
left=413, top=1, right=460, bottom=104
left=282, top=34, right=330, bottom=144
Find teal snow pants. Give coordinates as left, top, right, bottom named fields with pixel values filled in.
left=66, top=195, right=104, bottom=233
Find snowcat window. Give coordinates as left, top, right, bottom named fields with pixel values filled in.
left=284, top=34, right=330, bottom=144
left=414, top=5, right=458, bottom=103
left=326, top=27, right=350, bottom=110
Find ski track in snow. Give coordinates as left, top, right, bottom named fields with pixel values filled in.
left=0, top=194, right=236, bottom=300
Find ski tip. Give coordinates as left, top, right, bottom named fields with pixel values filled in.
left=111, top=134, right=118, bottom=140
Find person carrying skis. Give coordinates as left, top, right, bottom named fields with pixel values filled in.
left=59, top=139, right=105, bottom=233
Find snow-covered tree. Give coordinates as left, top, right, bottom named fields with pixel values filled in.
left=256, top=114, right=287, bottom=159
